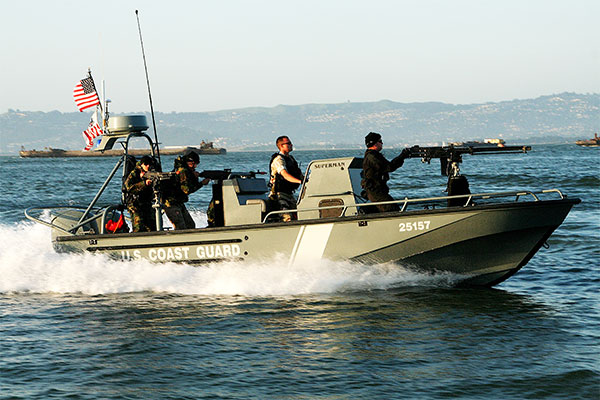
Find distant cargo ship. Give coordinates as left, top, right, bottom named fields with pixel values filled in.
left=575, top=133, right=600, bottom=147
left=19, top=141, right=226, bottom=158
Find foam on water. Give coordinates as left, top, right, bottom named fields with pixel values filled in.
left=0, top=221, right=462, bottom=296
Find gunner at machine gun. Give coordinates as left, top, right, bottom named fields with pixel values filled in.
left=161, top=151, right=210, bottom=230
left=405, top=144, right=531, bottom=206
left=145, top=166, right=268, bottom=229
left=361, top=132, right=412, bottom=213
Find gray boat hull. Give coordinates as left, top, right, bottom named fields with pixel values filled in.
left=52, top=198, right=578, bottom=287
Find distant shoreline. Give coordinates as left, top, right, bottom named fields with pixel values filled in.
left=1, top=142, right=583, bottom=157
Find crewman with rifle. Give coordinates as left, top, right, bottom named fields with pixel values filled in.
left=162, top=151, right=210, bottom=230
left=361, top=132, right=411, bottom=213
left=123, top=155, right=157, bottom=232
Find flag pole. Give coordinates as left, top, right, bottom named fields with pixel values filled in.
left=101, top=79, right=106, bottom=129
left=135, top=9, right=161, bottom=165
left=87, top=68, right=103, bottom=114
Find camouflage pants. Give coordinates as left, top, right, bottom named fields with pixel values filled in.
left=271, top=192, right=297, bottom=222
left=164, top=203, right=195, bottom=230
left=127, top=204, right=156, bottom=232
left=206, top=199, right=217, bottom=227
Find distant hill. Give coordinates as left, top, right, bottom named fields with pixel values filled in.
left=1, top=92, right=598, bottom=154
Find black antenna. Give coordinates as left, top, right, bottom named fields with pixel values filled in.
left=135, top=9, right=161, bottom=165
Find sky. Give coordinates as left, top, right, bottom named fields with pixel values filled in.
left=1, top=0, right=598, bottom=113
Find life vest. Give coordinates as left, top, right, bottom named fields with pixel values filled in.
left=269, top=152, right=302, bottom=194
left=105, top=213, right=126, bottom=233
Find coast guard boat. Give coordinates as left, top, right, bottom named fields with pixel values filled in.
left=25, top=115, right=580, bottom=287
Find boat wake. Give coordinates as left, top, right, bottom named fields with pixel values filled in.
left=0, top=221, right=463, bottom=296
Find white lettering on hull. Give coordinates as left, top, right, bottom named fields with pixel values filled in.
left=119, top=244, right=240, bottom=261
left=196, top=244, right=241, bottom=259
left=148, top=246, right=191, bottom=261
left=120, top=250, right=143, bottom=260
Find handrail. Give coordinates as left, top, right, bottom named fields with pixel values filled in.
left=26, top=188, right=568, bottom=231
left=25, top=205, right=89, bottom=235
left=542, top=189, right=565, bottom=199
left=261, top=188, right=565, bottom=223
left=79, top=157, right=123, bottom=225
left=25, top=205, right=110, bottom=235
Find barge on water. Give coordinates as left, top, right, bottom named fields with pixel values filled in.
left=575, top=133, right=600, bottom=147
left=19, top=145, right=225, bottom=158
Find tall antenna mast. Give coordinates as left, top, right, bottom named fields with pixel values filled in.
left=135, top=9, right=161, bottom=165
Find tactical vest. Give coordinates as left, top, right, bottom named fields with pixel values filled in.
left=162, top=156, right=191, bottom=204
left=269, top=152, right=302, bottom=194
left=121, top=155, right=138, bottom=205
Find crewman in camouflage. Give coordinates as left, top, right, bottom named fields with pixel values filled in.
left=162, top=151, right=210, bottom=230
left=124, top=155, right=157, bottom=232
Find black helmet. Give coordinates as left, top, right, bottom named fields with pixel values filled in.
left=140, top=155, right=154, bottom=167
left=365, top=132, right=382, bottom=147
left=185, top=150, right=200, bottom=164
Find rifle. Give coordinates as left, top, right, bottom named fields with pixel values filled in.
left=406, top=144, right=531, bottom=176
left=199, top=169, right=232, bottom=181
left=199, top=169, right=267, bottom=181
left=144, top=171, right=177, bottom=181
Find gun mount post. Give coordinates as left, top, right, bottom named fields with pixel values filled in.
left=143, top=171, right=177, bottom=231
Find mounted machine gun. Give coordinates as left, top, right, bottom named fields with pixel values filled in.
left=406, top=144, right=531, bottom=206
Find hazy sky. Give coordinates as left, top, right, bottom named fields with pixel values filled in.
left=2, top=0, right=598, bottom=113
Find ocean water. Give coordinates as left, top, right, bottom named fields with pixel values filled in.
left=0, top=145, right=598, bottom=399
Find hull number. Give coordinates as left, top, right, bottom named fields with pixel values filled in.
left=399, top=221, right=431, bottom=232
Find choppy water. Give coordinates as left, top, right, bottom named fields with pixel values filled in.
left=0, top=145, right=598, bottom=399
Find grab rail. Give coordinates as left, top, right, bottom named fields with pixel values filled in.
left=25, top=205, right=113, bottom=235
left=26, top=188, right=567, bottom=231
left=262, top=188, right=566, bottom=223
left=25, top=205, right=89, bottom=235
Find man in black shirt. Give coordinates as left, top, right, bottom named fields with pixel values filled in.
left=361, top=132, right=410, bottom=213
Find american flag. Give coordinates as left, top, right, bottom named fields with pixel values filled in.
left=73, top=76, right=100, bottom=112
left=82, top=112, right=103, bottom=151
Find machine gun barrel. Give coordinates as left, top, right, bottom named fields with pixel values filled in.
left=405, top=144, right=531, bottom=176
left=407, top=144, right=530, bottom=161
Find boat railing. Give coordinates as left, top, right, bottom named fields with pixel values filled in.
left=26, top=188, right=567, bottom=232
left=262, top=188, right=566, bottom=223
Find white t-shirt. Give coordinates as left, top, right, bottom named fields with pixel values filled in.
left=271, top=153, right=287, bottom=176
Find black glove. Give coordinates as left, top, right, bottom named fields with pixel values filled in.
left=400, top=147, right=411, bottom=160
